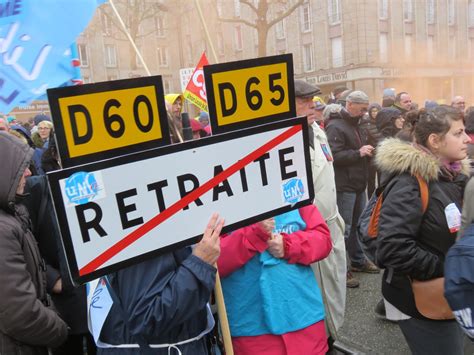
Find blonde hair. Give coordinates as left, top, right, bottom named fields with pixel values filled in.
left=38, top=120, right=53, bottom=129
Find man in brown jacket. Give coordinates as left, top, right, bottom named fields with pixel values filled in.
left=0, top=132, right=67, bottom=354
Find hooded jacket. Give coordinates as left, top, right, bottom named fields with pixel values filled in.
left=359, top=104, right=383, bottom=147
left=375, top=107, right=402, bottom=139
left=326, top=108, right=369, bottom=192
left=165, top=94, right=185, bottom=143
left=0, top=132, right=67, bottom=354
left=374, top=138, right=470, bottom=319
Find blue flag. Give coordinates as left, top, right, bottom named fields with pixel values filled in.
left=0, top=0, right=104, bottom=114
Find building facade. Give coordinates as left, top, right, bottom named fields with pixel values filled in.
left=76, top=0, right=474, bottom=105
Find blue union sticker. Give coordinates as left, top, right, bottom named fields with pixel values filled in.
left=282, top=178, right=305, bottom=205
left=62, top=171, right=106, bottom=207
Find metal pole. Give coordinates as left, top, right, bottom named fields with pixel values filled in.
left=109, top=0, right=151, bottom=76
left=194, top=0, right=219, bottom=64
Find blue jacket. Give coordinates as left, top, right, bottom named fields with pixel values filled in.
left=98, top=247, right=216, bottom=354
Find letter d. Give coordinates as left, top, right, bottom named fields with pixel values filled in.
left=218, top=82, right=237, bottom=117
left=69, top=104, right=93, bottom=145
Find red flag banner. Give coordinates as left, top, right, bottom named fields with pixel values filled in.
left=183, top=52, right=209, bottom=112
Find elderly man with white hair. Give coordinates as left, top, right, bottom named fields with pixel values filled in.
left=451, top=96, right=466, bottom=113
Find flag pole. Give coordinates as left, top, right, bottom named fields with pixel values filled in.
left=194, top=0, right=219, bottom=64
left=194, top=2, right=233, bottom=353
left=108, top=0, right=151, bottom=76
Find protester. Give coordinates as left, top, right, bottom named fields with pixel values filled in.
left=375, top=107, right=404, bottom=139
left=97, top=214, right=224, bottom=354
left=382, top=88, right=396, bottom=108
left=32, top=120, right=54, bottom=175
left=460, top=177, right=474, bottom=239
left=393, top=92, right=412, bottom=116
left=326, top=90, right=379, bottom=288
left=0, top=132, right=68, bottom=353
left=23, top=132, right=94, bottom=355
left=296, top=80, right=347, bottom=343
left=465, top=108, right=474, bottom=165
left=219, top=205, right=332, bottom=354
left=424, top=100, right=439, bottom=111
left=31, top=114, right=51, bottom=139
left=311, top=96, right=326, bottom=129
left=165, top=93, right=185, bottom=143
left=374, top=106, right=471, bottom=354
left=360, top=103, right=383, bottom=196
left=451, top=96, right=466, bottom=113
left=0, top=116, right=10, bottom=131
left=328, top=86, right=348, bottom=104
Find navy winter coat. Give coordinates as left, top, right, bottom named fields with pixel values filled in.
left=98, top=247, right=216, bottom=354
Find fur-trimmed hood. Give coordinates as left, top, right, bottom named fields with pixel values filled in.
left=375, top=138, right=471, bottom=182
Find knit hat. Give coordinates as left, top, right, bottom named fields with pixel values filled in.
left=34, top=114, right=51, bottom=126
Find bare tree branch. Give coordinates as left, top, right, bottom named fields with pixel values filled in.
left=240, top=0, right=258, bottom=14
left=218, top=17, right=258, bottom=29
left=268, top=0, right=304, bottom=28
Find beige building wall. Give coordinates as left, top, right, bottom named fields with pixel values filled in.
left=76, top=0, right=474, bottom=106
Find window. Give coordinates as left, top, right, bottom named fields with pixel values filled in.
left=155, top=17, right=165, bottom=37
left=426, top=0, right=435, bottom=24
left=157, top=47, right=168, bottom=67
left=105, top=44, right=117, bottom=67
left=78, top=43, right=89, bottom=67
left=403, top=0, right=413, bottom=22
left=217, top=32, right=225, bottom=55
left=187, top=41, right=193, bottom=64
left=328, top=0, right=341, bottom=25
left=449, top=35, right=456, bottom=59
left=468, top=0, right=474, bottom=27
left=101, top=12, right=113, bottom=36
left=378, top=0, right=388, bottom=19
left=276, top=19, right=286, bottom=40
left=379, top=33, right=388, bottom=63
left=331, top=37, right=343, bottom=67
left=303, top=43, right=314, bottom=72
left=427, top=35, right=434, bottom=63
left=448, top=0, right=456, bottom=25
left=234, top=25, right=243, bottom=51
left=300, top=3, right=311, bottom=32
left=404, top=34, right=412, bottom=58
left=216, top=0, right=223, bottom=17
left=234, top=0, right=241, bottom=18
left=163, top=77, right=173, bottom=93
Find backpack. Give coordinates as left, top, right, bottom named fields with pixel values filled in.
left=357, top=174, right=429, bottom=264
left=444, top=223, right=474, bottom=341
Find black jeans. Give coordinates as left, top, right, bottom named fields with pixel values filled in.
left=398, top=318, right=464, bottom=355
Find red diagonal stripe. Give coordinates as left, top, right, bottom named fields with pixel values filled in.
left=79, top=124, right=302, bottom=275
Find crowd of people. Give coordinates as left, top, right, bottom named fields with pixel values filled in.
left=0, top=80, right=473, bottom=355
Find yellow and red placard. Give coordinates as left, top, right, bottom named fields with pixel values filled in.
left=183, top=52, right=209, bottom=112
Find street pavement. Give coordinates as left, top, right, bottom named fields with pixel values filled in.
left=336, top=271, right=409, bottom=354
left=335, top=272, right=474, bottom=355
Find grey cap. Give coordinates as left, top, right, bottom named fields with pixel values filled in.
left=294, top=80, right=321, bottom=98
left=347, top=90, right=369, bottom=104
